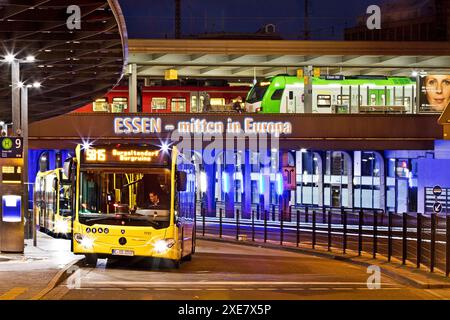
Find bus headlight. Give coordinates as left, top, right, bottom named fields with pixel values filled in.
left=55, top=220, right=70, bottom=234
left=74, top=233, right=94, bottom=250
left=153, top=239, right=176, bottom=254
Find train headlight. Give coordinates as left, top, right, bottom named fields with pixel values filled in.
left=74, top=233, right=94, bottom=250
left=55, top=220, right=70, bottom=234
left=153, top=239, right=176, bottom=254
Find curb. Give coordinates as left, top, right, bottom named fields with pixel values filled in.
left=198, top=236, right=450, bottom=290
left=30, top=256, right=86, bottom=300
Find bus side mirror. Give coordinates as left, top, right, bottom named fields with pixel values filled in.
left=176, top=171, right=187, bottom=192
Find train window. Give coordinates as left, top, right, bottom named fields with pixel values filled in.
left=317, top=95, right=331, bottom=107
left=191, top=96, right=198, bottom=112
left=289, top=91, right=294, bottom=100
left=271, top=89, right=284, bottom=100
left=93, top=98, right=109, bottom=112
left=210, top=98, right=225, bottom=106
left=151, top=97, right=167, bottom=110
left=171, top=98, right=187, bottom=112
left=111, top=97, right=128, bottom=113
left=337, top=95, right=350, bottom=105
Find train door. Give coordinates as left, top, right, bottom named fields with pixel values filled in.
left=369, top=89, right=391, bottom=106
left=190, top=92, right=200, bottom=113
left=286, top=90, right=295, bottom=113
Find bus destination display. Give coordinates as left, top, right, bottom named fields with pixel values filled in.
left=83, top=147, right=168, bottom=166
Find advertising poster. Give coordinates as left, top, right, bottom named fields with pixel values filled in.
left=419, top=74, right=450, bottom=113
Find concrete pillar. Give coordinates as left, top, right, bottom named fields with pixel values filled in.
left=21, top=87, right=29, bottom=231
left=303, top=65, right=313, bottom=113
left=241, top=150, right=252, bottom=219
left=128, top=63, right=138, bottom=113
left=11, top=60, right=20, bottom=134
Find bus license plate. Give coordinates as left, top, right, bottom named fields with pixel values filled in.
left=112, top=249, right=134, bottom=256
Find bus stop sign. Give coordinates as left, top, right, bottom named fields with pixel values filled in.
left=0, top=137, right=23, bottom=159
left=433, top=185, right=443, bottom=197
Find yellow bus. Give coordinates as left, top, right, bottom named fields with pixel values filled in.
left=68, top=143, right=196, bottom=268
left=34, top=168, right=72, bottom=238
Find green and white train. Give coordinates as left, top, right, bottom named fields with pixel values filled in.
left=245, top=75, right=416, bottom=113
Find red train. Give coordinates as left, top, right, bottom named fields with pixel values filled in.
left=74, top=85, right=251, bottom=113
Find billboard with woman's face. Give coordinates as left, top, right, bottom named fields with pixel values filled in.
left=419, top=74, right=450, bottom=113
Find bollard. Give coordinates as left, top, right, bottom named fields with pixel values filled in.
left=327, top=210, right=332, bottom=252
left=417, top=213, right=422, bottom=269
left=257, top=204, right=260, bottom=220
left=236, top=209, right=240, bottom=241
left=446, top=215, right=450, bottom=277
left=312, top=210, right=316, bottom=249
left=343, top=209, right=347, bottom=254
left=202, top=207, right=206, bottom=237
left=402, top=213, right=407, bottom=265
left=358, top=210, right=363, bottom=256
left=252, top=210, right=255, bottom=242
left=280, top=210, right=284, bottom=246
left=219, top=208, right=223, bottom=238
left=272, top=205, right=276, bottom=221
left=264, top=210, right=268, bottom=243
left=431, top=213, right=436, bottom=272
left=296, top=210, right=300, bottom=247
left=388, top=212, right=392, bottom=262
left=373, top=210, right=377, bottom=259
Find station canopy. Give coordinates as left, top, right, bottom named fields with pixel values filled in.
left=128, top=39, right=450, bottom=80
left=0, top=0, right=127, bottom=122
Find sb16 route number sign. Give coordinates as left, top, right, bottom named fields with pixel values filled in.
left=0, top=137, right=23, bottom=159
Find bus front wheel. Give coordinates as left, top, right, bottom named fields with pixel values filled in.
left=172, top=259, right=180, bottom=269
left=84, top=254, right=98, bottom=267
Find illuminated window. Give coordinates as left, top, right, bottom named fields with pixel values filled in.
left=93, top=98, right=109, bottom=112
left=171, top=98, right=187, bottom=112
left=337, top=95, right=350, bottom=105
left=151, top=97, right=167, bottom=110
left=191, top=96, right=198, bottom=113
left=317, top=95, right=331, bottom=108
left=210, top=98, right=225, bottom=106
left=111, top=97, right=128, bottom=113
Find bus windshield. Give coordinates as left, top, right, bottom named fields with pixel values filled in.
left=246, top=82, right=270, bottom=103
left=79, top=168, right=171, bottom=228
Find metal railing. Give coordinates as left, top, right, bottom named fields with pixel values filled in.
left=196, top=205, right=450, bottom=277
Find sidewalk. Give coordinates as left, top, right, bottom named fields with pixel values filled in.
left=199, top=235, right=450, bottom=290
left=0, top=232, right=83, bottom=300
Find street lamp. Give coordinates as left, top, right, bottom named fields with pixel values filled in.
left=19, top=81, right=41, bottom=247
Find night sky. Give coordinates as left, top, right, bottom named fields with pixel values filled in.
left=119, top=0, right=386, bottom=40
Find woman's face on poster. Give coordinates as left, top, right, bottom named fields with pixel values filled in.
left=425, top=75, right=450, bottom=112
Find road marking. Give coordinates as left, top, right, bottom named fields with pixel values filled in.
left=424, top=289, right=447, bottom=300
left=87, top=281, right=396, bottom=286
left=0, top=287, right=28, bottom=300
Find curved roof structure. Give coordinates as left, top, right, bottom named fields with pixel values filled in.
left=0, top=0, right=127, bottom=122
